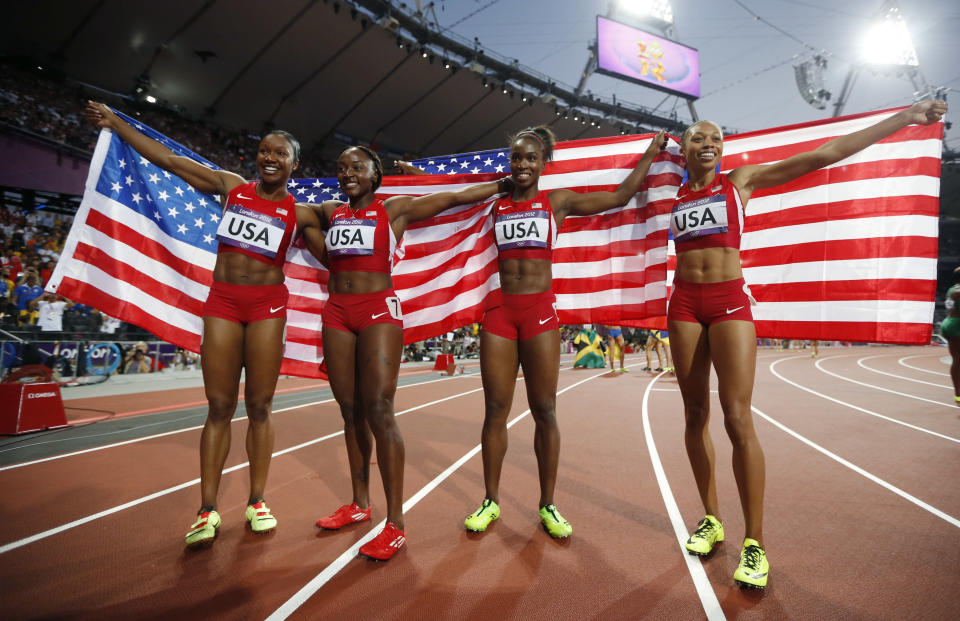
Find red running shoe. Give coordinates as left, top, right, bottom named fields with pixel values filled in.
left=315, top=502, right=371, bottom=530
left=358, top=522, right=405, bottom=561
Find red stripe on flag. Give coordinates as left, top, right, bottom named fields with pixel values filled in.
left=71, top=242, right=206, bottom=315
left=56, top=277, right=201, bottom=351
left=722, top=123, right=939, bottom=169
left=741, top=236, right=937, bottom=267
left=753, top=320, right=932, bottom=346
left=750, top=278, right=936, bottom=303
left=749, top=158, right=942, bottom=199
left=744, top=196, right=939, bottom=232
left=84, top=210, right=212, bottom=284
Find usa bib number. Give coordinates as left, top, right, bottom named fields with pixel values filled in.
left=327, top=218, right=376, bottom=256
left=495, top=209, right=549, bottom=250
left=216, top=204, right=285, bottom=258
left=671, top=194, right=728, bottom=242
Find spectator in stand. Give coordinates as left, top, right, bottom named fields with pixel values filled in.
left=3, top=247, right=24, bottom=279
left=40, top=260, right=55, bottom=286
left=100, top=313, right=122, bottom=334
left=13, top=269, right=43, bottom=325
left=1, top=61, right=337, bottom=178
left=0, top=266, right=14, bottom=302
left=63, top=302, right=98, bottom=334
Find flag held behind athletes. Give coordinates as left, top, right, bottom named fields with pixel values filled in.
left=48, top=114, right=675, bottom=378
left=650, top=107, right=942, bottom=345
left=49, top=106, right=942, bottom=382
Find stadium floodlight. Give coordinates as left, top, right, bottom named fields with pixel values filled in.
left=145, top=95, right=157, bottom=104
left=859, top=2, right=918, bottom=67
left=614, top=0, right=673, bottom=26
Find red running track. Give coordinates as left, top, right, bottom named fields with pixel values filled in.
left=1, top=346, right=958, bottom=620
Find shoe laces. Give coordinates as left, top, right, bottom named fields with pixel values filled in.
left=741, top=544, right=764, bottom=570
left=692, top=518, right=716, bottom=540
left=543, top=504, right=564, bottom=523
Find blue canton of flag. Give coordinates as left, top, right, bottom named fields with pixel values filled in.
left=95, top=110, right=223, bottom=252
left=410, top=148, right=509, bottom=175
left=287, top=177, right=342, bottom=203
left=285, top=147, right=510, bottom=199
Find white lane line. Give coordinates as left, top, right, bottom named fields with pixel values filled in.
left=0, top=374, right=464, bottom=471
left=769, top=358, right=960, bottom=444
left=641, top=372, right=726, bottom=621
left=814, top=356, right=955, bottom=409
left=0, top=393, right=331, bottom=458
left=752, top=404, right=960, bottom=529
left=899, top=354, right=949, bottom=377
left=0, top=382, right=491, bottom=555
left=857, top=356, right=950, bottom=389
left=266, top=368, right=616, bottom=621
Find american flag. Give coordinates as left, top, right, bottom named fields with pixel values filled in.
left=47, top=110, right=325, bottom=378
left=371, top=136, right=681, bottom=342
left=655, top=106, right=941, bottom=345
left=50, top=106, right=941, bottom=381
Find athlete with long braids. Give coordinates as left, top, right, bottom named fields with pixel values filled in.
left=464, top=126, right=666, bottom=538
left=313, top=145, right=508, bottom=561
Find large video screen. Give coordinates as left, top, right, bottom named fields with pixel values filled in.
left=596, top=15, right=700, bottom=100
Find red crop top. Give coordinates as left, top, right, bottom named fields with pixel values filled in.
left=493, top=190, right=558, bottom=261
left=670, top=173, right=745, bottom=252
left=325, top=199, right=396, bottom=273
left=215, top=182, right=297, bottom=267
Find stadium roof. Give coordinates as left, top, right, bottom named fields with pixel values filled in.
left=1, top=0, right=686, bottom=159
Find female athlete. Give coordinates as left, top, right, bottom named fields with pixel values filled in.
left=464, top=126, right=666, bottom=537
left=86, top=102, right=326, bottom=549
left=313, top=146, right=507, bottom=560
left=670, top=100, right=947, bottom=589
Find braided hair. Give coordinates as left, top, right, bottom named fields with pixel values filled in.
left=509, top=125, right=557, bottom=162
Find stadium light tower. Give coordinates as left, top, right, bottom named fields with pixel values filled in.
left=832, top=0, right=940, bottom=116
left=611, top=0, right=674, bottom=31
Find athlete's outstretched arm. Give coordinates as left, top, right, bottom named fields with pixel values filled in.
left=729, top=99, right=947, bottom=198
left=85, top=101, right=244, bottom=197
left=551, top=131, right=667, bottom=222
left=385, top=178, right=511, bottom=233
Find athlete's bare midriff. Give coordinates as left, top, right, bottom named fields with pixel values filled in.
left=498, top=258, right=552, bottom=294
left=674, top=247, right=743, bottom=283
left=328, top=270, right=393, bottom=295
left=213, top=252, right=285, bottom=286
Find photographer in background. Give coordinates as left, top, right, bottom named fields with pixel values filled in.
left=30, top=291, right=72, bottom=339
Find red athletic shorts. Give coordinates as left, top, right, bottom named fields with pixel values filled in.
left=482, top=291, right=559, bottom=341
left=323, top=289, right=403, bottom=334
left=202, top=280, right=289, bottom=324
left=668, top=277, right=754, bottom=326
